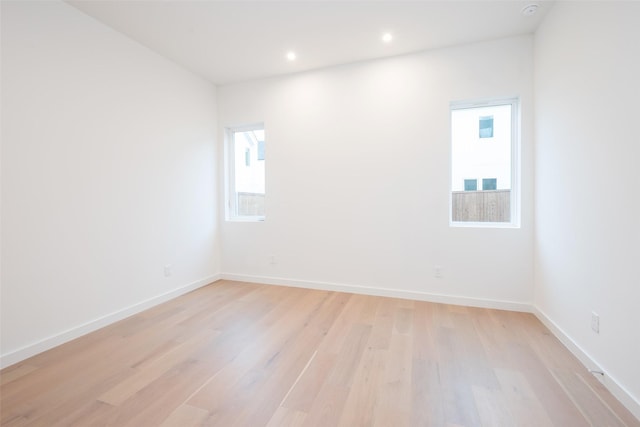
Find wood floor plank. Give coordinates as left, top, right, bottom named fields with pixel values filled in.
left=522, top=314, right=640, bottom=427
left=303, top=322, right=373, bottom=426
left=411, top=301, right=446, bottom=426
left=1, top=280, right=637, bottom=427
left=106, top=358, right=219, bottom=427
left=367, top=297, right=397, bottom=350
left=411, top=358, right=445, bottom=426
left=436, top=324, right=483, bottom=427
left=224, top=292, right=344, bottom=426
left=373, top=331, right=413, bottom=427
left=265, top=406, right=307, bottom=427
left=279, top=350, right=337, bottom=413
left=49, top=400, right=115, bottom=427
left=3, top=366, right=131, bottom=427
left=1, top=336, right=133, bottom=425
left=159, top=404, right=209, bottom=427
left=0, top=365, right=38, bottom=387
left=337, top=347, right=386, bottom=427
left=186, top=289, right=330, bottom=415
left=494, top=368, right=555, bottom=427
left=98, top=328, right=221, bottom=406
left=506, top=339, right=591, bottom=426
left=301, top=382, right=350, bottom=427
left=471, top=385, right=514, bottom=427
left=551, top=368, right=627, bottom=427
left=325, top=322, right=373, bottom=389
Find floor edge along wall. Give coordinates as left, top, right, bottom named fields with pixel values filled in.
left=2, top=275, right=638, bottom=422
left=0, top=274, right=221, bottom=369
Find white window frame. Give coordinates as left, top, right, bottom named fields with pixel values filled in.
left=449, top=97, right=520, bottom=228
left=225, top=123, right=266, bottom=222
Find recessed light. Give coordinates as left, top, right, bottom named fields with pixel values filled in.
left=521, top=4, right=539, bottom=16
left=382, top=33, right=393, bottom=43
left=286, top=51, right=296, bottom=61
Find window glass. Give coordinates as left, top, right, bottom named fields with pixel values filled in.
left=464, top=179, right=478, bottom=191
left=479, top=115, right=494, bottom=138
left=482, top=178, right=497, bottom=191
left=227, top=125, right=265, bottom=220
left=451, top=99, right=518, bottom=225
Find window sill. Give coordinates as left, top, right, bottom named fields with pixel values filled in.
left=449, top=221, right=520, bottom=229
left=226, top=216, right=265, bottom=223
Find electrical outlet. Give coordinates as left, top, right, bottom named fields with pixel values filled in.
left=591, top=312, right=599, bottom=334
left=164, top=264, right=172, bottom=278
left=434, top=266, right=443, bottom=279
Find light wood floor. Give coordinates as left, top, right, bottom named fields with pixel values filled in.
left=1, top=280, right=638, bottom=426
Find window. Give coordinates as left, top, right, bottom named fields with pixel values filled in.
left=482, top=178, right=497, bottom=190
left=450, top=98, right=519, bottom=226
left=464, top=179, right=478, bottom=191
left=479, top=115, right=494, bottom=138
left=226, top=124, right=265, bottom=220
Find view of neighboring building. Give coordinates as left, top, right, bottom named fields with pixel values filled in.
left=232, top=127, right=265, bottom=217
left=451, top=102, right=514, bottom=223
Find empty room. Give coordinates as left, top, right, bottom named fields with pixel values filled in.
left=1, top=0, right=639, bottom=426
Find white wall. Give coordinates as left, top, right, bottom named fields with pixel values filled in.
left=218, top=36, right=534, bottom=308
left=534, top=1, right=640, bottom=416
left=0, top=1, right=220, bottom=366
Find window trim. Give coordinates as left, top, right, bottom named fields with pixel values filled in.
left=225, top=123, right=266, bottom=222
left=449, top=97, right=520, bottom=228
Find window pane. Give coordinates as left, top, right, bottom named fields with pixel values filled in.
left=231, top=127, right=265, bottom=218
left=464, top=179, right=477, bottom=191
left=482, top=178, right=497, bottom=190
left=479, top=115, right=494, bottom=138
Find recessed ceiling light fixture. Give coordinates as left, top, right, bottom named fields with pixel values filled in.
left=382, top=33, right=393, bottom=43
left=521, top=4, right=539, bottom=16
left=286, top=51, right=296, bottom=61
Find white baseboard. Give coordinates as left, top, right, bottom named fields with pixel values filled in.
left=0, top=274, right=220, bottom=369
left=220, top=273, right=532, bottom=313
left=533, top=307, right=640, bottom=422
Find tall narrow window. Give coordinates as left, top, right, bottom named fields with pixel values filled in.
left=450, top=99, right=519, bottom=226
left=227, top=124, right=265, bottom=220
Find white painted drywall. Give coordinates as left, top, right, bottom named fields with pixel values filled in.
left=218, top=36, right=534, bottom=307
left=0, top=1, right=220, bottom=365
left=534, top=1, right=640, bottom=413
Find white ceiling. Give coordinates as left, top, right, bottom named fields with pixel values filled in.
left=67, top=1, right=553, bottom=85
